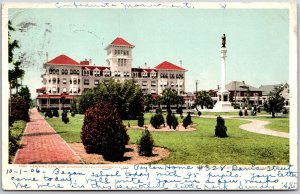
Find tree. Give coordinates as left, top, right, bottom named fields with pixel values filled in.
left=194, top=91, right=214, bottom=109
left=138, top=129, right=154, bottom=157
left=166, top=111, right=173, bottom=129
left=143, top=94, right=152, bottom=111
left=8, top=21, right=24, bottom=94
left=79, top=79, right=144, bottom=119
left=215, top=116, right=228, bottom=138
left=18, top=86, right=31, bottom=105
left=263, top=85, right=285, bottom=118
left=172, top=114, right=178, bottom=130
left=160, top=88, right=182, bottom=112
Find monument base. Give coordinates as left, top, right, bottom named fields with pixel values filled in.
left=213, top=101, right=236, bottom=112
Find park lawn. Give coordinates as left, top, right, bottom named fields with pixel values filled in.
left=128, top=118, right=289, bottom=165
left=9, top=120, right=27, bottom=163
left=46, top=114, right=289, bottom=165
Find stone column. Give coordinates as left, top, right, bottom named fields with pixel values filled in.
left=220, top=47, right=227, bottom=91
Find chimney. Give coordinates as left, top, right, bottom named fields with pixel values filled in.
left=46, top=52, right=48, bottom=62
left=217, top=85, right=220, bottom=90
left=179, top=60, right=182, bottom=67
left=89, top=59, right=92, bottom=66
left=242, top=81, right=245, bottom=84
left=144, top=62, right=147, bottom=68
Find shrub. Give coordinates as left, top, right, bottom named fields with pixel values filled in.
left=182, top=117, right=189, bottom=129
left=172, top=114, right=178, bottom=130
left=282, top=108, right=289, bottom=114
left=127, top=122, right=131, bottom=128
left=9, top=96, right=30, bottom=125
left=81, top=101, right=129, bottom=161
left=137, top=115, right=144, bottom=127
left=9, top=120, right=26, bottom=163
left=150, top=113, right=165, bottom=129
left=186, top=112, right=192, bottom=125
left=138, top=129, right=154, bottom=157
left=176, top=107, right=183, bottom=116
left=62, top=110, right=69, bottom=124
left=45, top=109, right=53, bottom=118
left=166, top=111, right=173, bottom=129
left=198, top=111, right=202, bottom=116
left=53, top=109, right=59, bottom=117
left=71, top=112, right=76, bottom=117
left=257, top=106, right=261, bottom=113
left=215, top=116, right=228, bottom=138
left=239, top=110, right=243, bottom=117
left=155, top=108, right=162, bottom=114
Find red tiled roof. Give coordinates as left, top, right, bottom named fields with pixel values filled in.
left=144, top=68, right=156, bottom=73
left=154, top=61, right=186, bottom=71
left=36, top=87, right=46, bottom=92
left=82, top=66, right=110, bottom=71
left=47, top=55, right=80, bottom=66
left=110, top=37, right=134, bottom=47
left=37, top=94, right=78, bottom=99
left=80, top=60, right=90, bottom=65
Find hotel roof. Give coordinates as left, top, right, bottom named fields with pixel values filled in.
left=154, top=61, right=186, bottom=71
left=47, top=55, right=80, bottom=66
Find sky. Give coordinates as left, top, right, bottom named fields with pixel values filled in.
left=8, top=7, right=289, bottom=97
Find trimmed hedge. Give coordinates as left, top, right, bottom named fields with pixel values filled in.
left=138, top=129, right=154, bottom=157
left=215, top=116, right=228, bottom=138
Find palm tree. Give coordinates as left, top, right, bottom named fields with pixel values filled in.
left=160, top=88, right=181, bottom=112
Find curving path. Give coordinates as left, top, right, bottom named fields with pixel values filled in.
left=238, top=118, right=289, bottom=138
left=192, top=115, right=289, bottom=139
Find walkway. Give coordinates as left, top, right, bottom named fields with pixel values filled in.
left=14, top=108, right=81, bottom=164
left=192, top=115, right=289, bottom=139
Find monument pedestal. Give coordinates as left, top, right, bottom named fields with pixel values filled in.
left=213, top=90, right=235, bottom=112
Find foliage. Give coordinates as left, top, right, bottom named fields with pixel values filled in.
left=263, top=85, right=285, bottom=118
left=45, top=109, right=53, bottom=118
left=9, top=120, right=26, bottom=163
left=172, top=114, right=179, bottom=130
left=9, top=95, right=30, bottom=125
left=239, top=110, right=243, bottom=117
left=182, top=112, right=192, bottom=129
left=137, top=115, right=144, bottom=127
left=143, top=94, right=153, bottom=112
left=176, top=107, right=183, bottom=116
left=79, top=79, right=144, bottom=119
left=166, top=111, right=173, bottom=129
left=194, top=91, right=214, bottom=109
left=215, top=116, right=228, bottom=138
left=198, top=111, right=202, bottom=116
left=8, top=21, right=24, bottom=93
left=155, top=108, right=162, bottom=114
left=150, top=113, right=165, bottom=129
left=71, top=99, right=78, bottom=114
left=160, top=88, right=183, bottom=111
left=244, top=109, right=248, bottom=116
left=62, top=110, right=69, bottom=124
left=81, top=101, right=129, bottom=161
left=18, top=86, right=31, bottom=105
left=53, top=109, right=59, bottom=117
left=138, top=129, right=154, bottom=157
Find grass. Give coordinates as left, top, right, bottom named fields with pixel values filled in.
left=9, top=120, right=27, bottom=163
left=199, top=110, right=268, bottom=116
left=247, top=116, right=289, bottom=133
left=45, top=113, right=289, bottom=165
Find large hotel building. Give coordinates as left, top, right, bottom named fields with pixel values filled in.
left=36, top=37, right=187, bottom=110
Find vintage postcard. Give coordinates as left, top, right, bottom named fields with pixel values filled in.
left=1, top=1, right=298, bottom=190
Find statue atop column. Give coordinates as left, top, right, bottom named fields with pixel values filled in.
left=221, top=34, right=226, bottom=48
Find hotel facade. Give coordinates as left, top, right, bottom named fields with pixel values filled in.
left=36, top=37, right=187, bottom=110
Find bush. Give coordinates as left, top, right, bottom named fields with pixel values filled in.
left=9, top=120, right=26, bottom=163
left=45, top=109, right=53, bottom=118
left=155, top=108, right=162, bottom=114
left=127, top=122, right=131, bottom=128
left=53, top=109, right=59, bottom=117
left=257, top=106, right=261, bottom=113
left=150, top=113, right=165, bottom=129
left=138, top=129, right=154, bottom=157
left=176, top=107, right=183, bottom=116
left=215, top=116, right=228, bottom=138
left=166, top=111, right=173, bottom=129
left=9, top=96, right=30, bottom=125
left=282, top=108, right=289, bottom=114
left=137, top=115, right=144, bottom=127
left=239, top=110, right=243, bottom=117
left=198, top=111, right=202, bottom=116
left=81, top=101, right=129, bottom=161
left=71, top=112, right=76, bottom=117
left=172, top=114, right=178, bottom=130
left=62, top=110, right=69, bottom=124
left=186, top=112, right=192, bottom=125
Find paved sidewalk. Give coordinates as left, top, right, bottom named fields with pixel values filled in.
left=14, top=108, right=81, bottom=164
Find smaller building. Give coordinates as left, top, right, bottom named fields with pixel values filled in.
left=259, top=83, right=289, bottom=107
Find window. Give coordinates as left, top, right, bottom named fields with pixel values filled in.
left=151, top=81, right=156, bottom=86
left=170, top=74, right=175, bottom=79
left=132, top=72, right=138, bottom=78
left=73, top=78, right=78, bottom=84
left=171, top=82, right=174, bottom=87
left=63, top=78, right=67, bottom=84
left=84, top=79, right=89, bottom=85
left=63, top=87, right=67, bottom=93
left=52, top=87, right=57, bottom=93
left=115, top=50, right=117, bottom=55
left=83, top=69, right=89, bottom=76
left=52, top=78, right=56, bottom=84
left=142, top=81, right=147, bottom=86
left=73, top=87, right=77, bottom=93
left=62, top=69, right=68, bottom=75
left=94, top=70, right=100, bottom=77
left=104, top=71, right=110, bottom=77
left=94, top=80, right=99, bottom=85
left=142, top=72, right=148, bottom=78
left=151, top=72, right=156, bottom=78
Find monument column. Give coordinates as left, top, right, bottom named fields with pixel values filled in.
left=220, top=47, right=227, bottom=91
